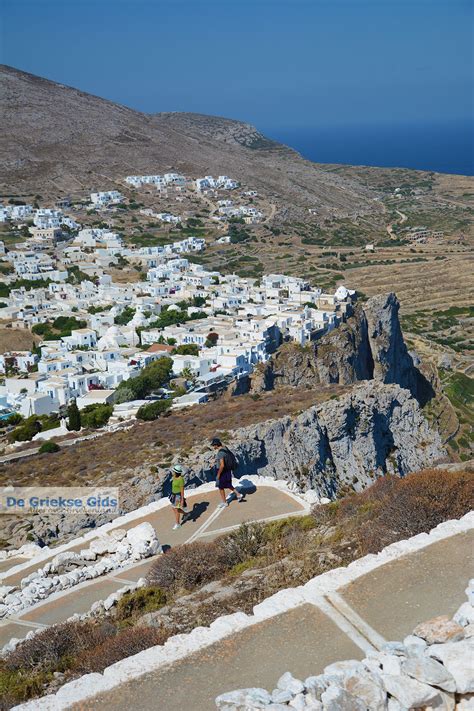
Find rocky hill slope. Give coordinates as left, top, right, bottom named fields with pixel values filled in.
left=0, top=65, right=379, bottom=217
left=186, top=380, right=445, bottom=497
left=251, top=293, right=434, bottom=405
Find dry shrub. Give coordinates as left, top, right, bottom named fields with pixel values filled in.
left=219, top=521, right=267, bottom=566
left=73, top=626, right=167, bottom=674
left=313, top=468, right=474, bottom=555
left=4, top=620, right=114, bottom=673
left=146, top=540, right=228, bottom=594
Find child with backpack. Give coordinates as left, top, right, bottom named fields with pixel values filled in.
left=211, top=437, right=244, bottom=508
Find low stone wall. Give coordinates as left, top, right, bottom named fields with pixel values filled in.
left=216, top=581, right=474, bottom=710
left=0, top=522, right=160, bottom=621
left=11, top=512, right=474, bottom=711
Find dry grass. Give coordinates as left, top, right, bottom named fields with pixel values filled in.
left=0, top=385, right=348, bottom=487
left=1, top=466, right=472, bottom=709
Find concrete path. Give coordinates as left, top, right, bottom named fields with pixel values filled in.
left=83, top=530, right=474, bottom=711
left=0, top=485, right=307, bottom=647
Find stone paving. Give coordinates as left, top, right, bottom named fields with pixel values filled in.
left=339, top=529, right=474, bottom=641
left=0, top=485, right=306, bottom=647
left=84, top=605, right=365, bottom=711
left=78, top=531, right=474, bottom=711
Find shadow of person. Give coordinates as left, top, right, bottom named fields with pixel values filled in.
left=186, top=500, right=209, bottom=523
left=235, top=478, right=257, bottom=496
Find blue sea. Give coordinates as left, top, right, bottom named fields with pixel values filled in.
left=265, top=120, right=474, bottom=176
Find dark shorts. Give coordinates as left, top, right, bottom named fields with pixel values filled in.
left=217, top=471, right=232, bottom=489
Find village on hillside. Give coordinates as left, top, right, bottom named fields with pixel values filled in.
left=0, top=172, right=355, bottom=450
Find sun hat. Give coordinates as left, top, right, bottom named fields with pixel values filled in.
left=172, top=464, right=183, bottom=474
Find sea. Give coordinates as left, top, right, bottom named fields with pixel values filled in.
left=265, top=119, right=474, bottom=176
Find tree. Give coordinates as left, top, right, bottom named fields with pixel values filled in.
left=181, top=367, right=193, bottom=382
left=205, top=332, right=219, bottom=348
left=136, top=399, right=172, bottom=421
left=67, top=401, right=81, bottom=431
left=39, top=441, right=60, bottom=454
left=173, top=344, right=199, bottom=356
left=5, top=412, right=23, bottom=427
left=80, top=404, right=113, bottom=429
left=115, top=357, right=173, bottom=402
left=114, top=306, right=135, bottom=325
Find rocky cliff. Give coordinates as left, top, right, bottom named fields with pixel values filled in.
left=183, top=380, right=445, bottom=499
left=251, top=293, right=433, bottom=405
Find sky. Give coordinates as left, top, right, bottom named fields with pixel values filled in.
left=0, top=0, right=473, bottom=170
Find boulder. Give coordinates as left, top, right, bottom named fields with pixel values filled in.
left=323, top=660, right=365, bottom=679
left=456, top=694, right=474, bottom=710
left=321, top=685, right=366, bottom=711
left=402, top=655, right=456, bottom=692
left=90, top=536, right=114, bottom=555
left=413, top=615, right=464, bottom=644
left=271, top=689, right=294, bottom=704
left=304, top=676, right=328, bottom=699
left=380, top=673, right=440, bottom=708
left=289, top=693, right=306, bottom=710
left=428, top=639, right=474, bottom=693
left=425, top=690, right=455, bottom=711
left=109, top=528, right=127, bottom=541
left=403, top=634, right=427, bottom=655
left=454, top=602, right=474, bottom=628
left=381, top=641, right=407, bottom=656
left=304, top=490, right=320, bottom=505
left=277, top=672, right=305, bottom=695
left=464, top=623, right=474, bottom=639
left=343, top=672, right=386, bottom=710
left=215, top=688, right=272, bottom=709
left=126, top=521, right=156, bottom=545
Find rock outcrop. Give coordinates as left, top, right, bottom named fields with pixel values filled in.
left=183, top=380, right=445, bottom=498
left=251, top=293, right=433, bottom=405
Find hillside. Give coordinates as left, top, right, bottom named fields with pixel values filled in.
left=0, top=64, right=378, bottom=219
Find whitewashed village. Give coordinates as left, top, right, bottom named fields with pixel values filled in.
left=0, top=171, right=355, bottom=449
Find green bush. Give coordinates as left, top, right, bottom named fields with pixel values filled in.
left=39, top=441, right=60, bottom=454
left=136, top=399, right=172, bottom=421
left=115, top=357, right=173, bottom=402
left=80, top=403, right=113, bottom=429
left=115, top=587, right=167, bottom=623
left=114, top=306, right=135, bottom=325
left=173, top=344, right=199, bottom=356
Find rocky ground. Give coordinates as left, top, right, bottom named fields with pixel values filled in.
left=0, top=292, right=449, bottom=550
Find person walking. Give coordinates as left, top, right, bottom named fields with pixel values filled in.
left=169, top=464, right=187, bottom=529
left=211, top=437, right=243, bottom=508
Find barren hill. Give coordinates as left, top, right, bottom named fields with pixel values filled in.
left=0, top=64, right=379, bottom=217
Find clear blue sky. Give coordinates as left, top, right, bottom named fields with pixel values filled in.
left=1, top=0, right=472, bottom=133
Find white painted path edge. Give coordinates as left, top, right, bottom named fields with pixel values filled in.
left=12, top=510, right=474, bottom=711
left=1, top=475, right=310, bottom=582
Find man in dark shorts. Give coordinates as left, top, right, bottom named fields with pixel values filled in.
left=211, top=437, right=243, bottom=508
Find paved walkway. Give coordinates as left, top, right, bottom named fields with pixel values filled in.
left=84, top=530, right=474, bottom=711
left=0, top=486, right=307, bottom=647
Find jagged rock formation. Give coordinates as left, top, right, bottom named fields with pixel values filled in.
left=251, top=293, right=433, bottom=405
left=186, top=380, right=445, bottom=498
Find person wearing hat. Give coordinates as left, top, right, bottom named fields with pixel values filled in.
left=169, top=464, right=187, bottom=529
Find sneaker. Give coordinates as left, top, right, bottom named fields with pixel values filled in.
left=237, top=494, right=245, bottom=502
left=172, top=523, right=181, bottom=530
left=217, top=502, right=228, bottom=509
